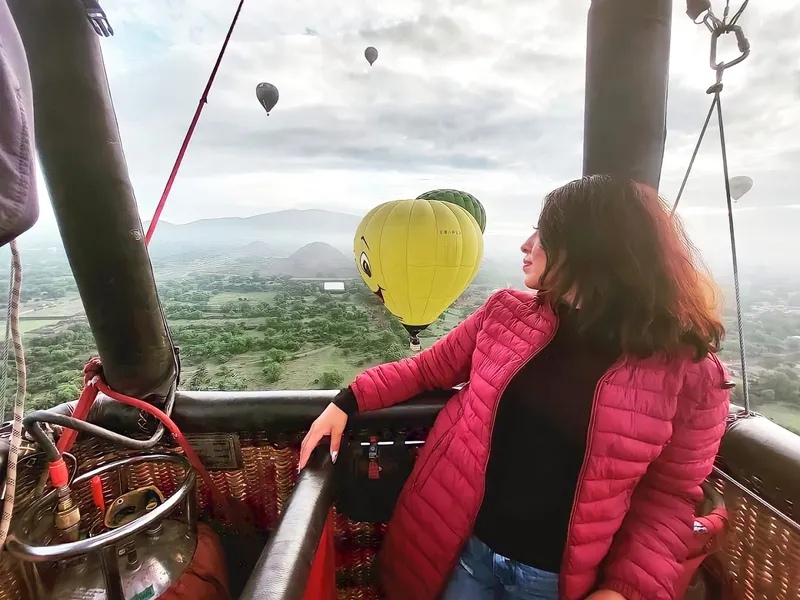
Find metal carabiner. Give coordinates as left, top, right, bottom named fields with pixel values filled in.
left=710, top=23, right=751, bottom=73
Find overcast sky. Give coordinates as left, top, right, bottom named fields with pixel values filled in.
left=27, top=0, right=800, bottom=271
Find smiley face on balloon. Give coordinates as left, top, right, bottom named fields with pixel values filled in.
left=353, top=199, right=484, bottom=347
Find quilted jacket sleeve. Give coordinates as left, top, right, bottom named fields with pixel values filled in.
left=349, top=292, right=497, bottom=412
left=599, top=356, right=730, bottom=600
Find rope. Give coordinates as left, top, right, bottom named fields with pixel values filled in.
left=729, top=0, right=750, bottom=26
left=671, top=85, right=751, bottom=411
left=1, top=261, right=13, bottom=420
left=715, top=94, right=751, bottom=412
left=0, top=241, right=26, bottom=549
left=670, top=96, right=718, bottom=216
left=674, top=2, right=753, bottom=411
left=145, top=0, right=245, bottom=245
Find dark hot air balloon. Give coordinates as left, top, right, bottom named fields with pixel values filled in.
left=417, top=189, right=486, bottom=233
left=364, top=46, right=378, bottom=66
left=255, top=82, right=279, bottom=115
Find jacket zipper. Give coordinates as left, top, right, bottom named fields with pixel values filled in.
left=464, top=307, right=560, bottom=554
left=559, top=357, right=626, bottom=597
left=412, top=429, right=453, bottom=492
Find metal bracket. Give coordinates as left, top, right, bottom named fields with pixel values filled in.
left=82, top=0, right=114, bottom=37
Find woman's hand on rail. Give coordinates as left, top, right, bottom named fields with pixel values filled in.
left=298, top=402, right=348, bottom=471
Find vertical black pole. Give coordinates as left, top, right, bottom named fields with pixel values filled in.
left=10, top=0, right=175, bottom=398
left=583, top=0, right=672, bottom=190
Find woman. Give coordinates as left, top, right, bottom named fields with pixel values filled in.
left=299, top=176, right=731, bottom=600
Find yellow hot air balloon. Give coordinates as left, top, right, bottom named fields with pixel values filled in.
left=353, top=199, right=484, bottom=350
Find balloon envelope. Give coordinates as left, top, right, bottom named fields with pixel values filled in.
left=729, top=176, right=753, bottom=201
left=364, top=46, right=378, bottom=66
left=255, top=82, right=279, bottom=114
left=353, top=199, right=483, bottom=331
left=417, top=189, right=486, bottom=233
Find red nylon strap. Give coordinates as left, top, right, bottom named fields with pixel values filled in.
left=145, top=0, right=245, bottom=245
left=56, top=359, right=102, bottom=453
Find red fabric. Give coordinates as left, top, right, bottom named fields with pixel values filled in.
left=160, top=522, right=230, bottom=600
left=674, top=508, right=729, bottom=598
left=302, top=512, right=336, bottom=600
left=350, top=290, right=731, bottom=600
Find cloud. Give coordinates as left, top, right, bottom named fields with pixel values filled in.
left=23, top=0, right=800, bottom=271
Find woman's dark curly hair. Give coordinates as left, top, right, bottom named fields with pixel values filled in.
left=537, top=175, right=724, bottom=360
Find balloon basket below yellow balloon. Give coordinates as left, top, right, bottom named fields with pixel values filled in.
left=409, top=336, right=421, bottom=352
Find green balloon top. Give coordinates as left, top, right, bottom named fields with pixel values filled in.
left=416, top=189, right=486, bottom=233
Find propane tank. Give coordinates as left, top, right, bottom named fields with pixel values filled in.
left=6, top=453, right=228, bottom=600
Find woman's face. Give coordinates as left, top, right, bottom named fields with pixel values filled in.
left=520, top=231, right=547, bottom=290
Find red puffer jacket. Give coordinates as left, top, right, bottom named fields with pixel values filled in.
left=350, top=289, right=730, bottom=600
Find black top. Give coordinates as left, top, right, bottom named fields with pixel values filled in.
left=333, top=304, right=619, bottom=573
left=333, top=386, right=358, bottom=416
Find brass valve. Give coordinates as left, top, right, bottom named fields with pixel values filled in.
left=54, top=485, right=81, bottom=542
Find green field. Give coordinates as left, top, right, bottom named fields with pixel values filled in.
left=20, top=319, right=62, bottom=335
left=21, top=295, right=85, bottom=318
left=757, top=403, right=800, bottom=436
left=181, top=346, right=380, bottom=391
left=275, top=346, right=381, bottom=389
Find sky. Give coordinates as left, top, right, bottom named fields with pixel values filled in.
left=26, top=0, right=800, bottom=271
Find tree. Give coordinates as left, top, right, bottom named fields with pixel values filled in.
left=380, top=343, right=406, bottom=363
left=758, top=370, right=798, bottom=404
left=262, top=362, right=282, bottom=384
left=263, top=349, right=289, bottom=364
left=759, top=389, right=776, bottom=403
left=319, top=370, right=344, bottom=389
left=53, top=382, right=81, bottom=404
left=187, top=365, right=211, bottom=390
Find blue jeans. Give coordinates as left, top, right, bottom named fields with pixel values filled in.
left=441, top=537, right=559, bottom=600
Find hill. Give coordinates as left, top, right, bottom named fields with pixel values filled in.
left=233, top=241, right=273, bottom=257
left=264, top=242, right=357, bottom=279
left=143, top=209, right=361, bottom=256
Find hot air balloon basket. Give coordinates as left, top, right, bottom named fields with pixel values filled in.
left=2, top=432, right=402, bottom=599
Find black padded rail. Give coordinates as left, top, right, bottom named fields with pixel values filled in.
left=239, top=451, right=335, bottom=600
left=720, top=411, right=800, bottom=523
left=44, top=389, right=454, bottom=435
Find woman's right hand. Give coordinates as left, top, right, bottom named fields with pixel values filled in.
left=298, top=402, right=348, bottom=470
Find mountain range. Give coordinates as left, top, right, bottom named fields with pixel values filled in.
left=15, top=205, right=800, bottom=275
left=145, top=209, right=362, bottom=257
left=16, top=208, right=521, bottom=283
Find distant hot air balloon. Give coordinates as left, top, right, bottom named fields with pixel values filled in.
left=354, top=199, right=483, bottom=350
left=364, top=46, right=378, bottom=66
left=729, top=175, right=753, bottom=202
left=255, top=82, right=279, bottom=115
left=417, top=189, right=486, bottom=233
